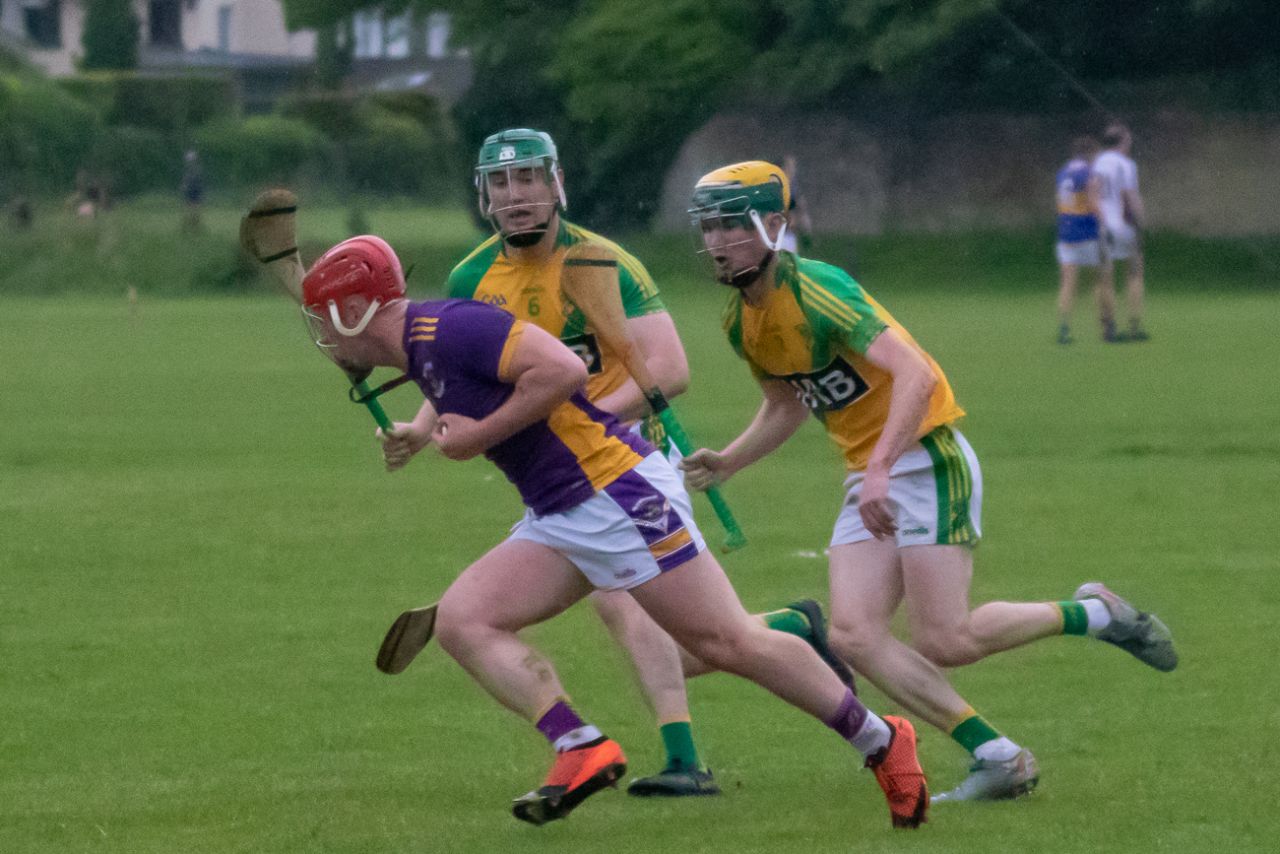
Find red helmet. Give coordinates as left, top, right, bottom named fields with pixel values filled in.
left=302, top=235, right=406, bottom=337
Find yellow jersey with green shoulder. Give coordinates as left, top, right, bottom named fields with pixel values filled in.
left=724, top=253, right=964, bottom=471
left=446, top=219, right=665, bottom=404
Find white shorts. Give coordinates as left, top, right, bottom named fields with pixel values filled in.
left=1056, top=239, right=1101, bottom=267
left=1103, top=222, right=1139, bottom=260
left=508, top=453, right=706, bottom=591
left=831, top=426, right=983, bottom=549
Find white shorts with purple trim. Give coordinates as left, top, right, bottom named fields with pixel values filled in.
left=507, top=452, right=706, bottom=591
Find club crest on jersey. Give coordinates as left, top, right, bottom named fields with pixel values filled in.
left=630, top=494, right=671, bottom=534
left=498, top=145, right=517, bottom=162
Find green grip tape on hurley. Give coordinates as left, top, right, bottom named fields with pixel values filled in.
left=656, top=405, right=747, bottom=553
left=352, top=379, right=394, bottom=432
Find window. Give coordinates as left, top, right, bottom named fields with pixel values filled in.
left=23, top=0, right=62, bottom=49
left=149, top=0, right=182, bottom=49
left=217, top=5, right=232, bottom=53
left=426, top=11, right=449, bottom=58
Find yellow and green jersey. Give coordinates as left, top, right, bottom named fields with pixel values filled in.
left=724, top=253, right=964, bottom=471
left=447, top=220, right=666, bottom=405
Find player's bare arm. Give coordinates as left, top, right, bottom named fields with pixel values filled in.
left=378, top=398, right=439, bottom=472
left=433, top=322, right=589, bottom=460
left=859, top=328, right=938, bottom=539
left=591, top=312, right=691, bottom=421
left=682, top=378, right=807, bottom=491
left=1122, top=186, right=1146, bottom=231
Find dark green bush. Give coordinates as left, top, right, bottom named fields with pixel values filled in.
left=60, top=73, right=236, bottom=132
left=278, top=92, right=462, bottom=197
left=0, top=73, right=99, bottom=193
left=370, top=91, right=448, bottom=132
left=345, top=111, right=442, bottom=195
left=196, top=115, right=336, bottom=187
left=276, top=92, right=367, bottom=140
left=89, top=125, right=181, bottom=196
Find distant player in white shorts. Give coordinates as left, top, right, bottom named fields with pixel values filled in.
left=1093, top=123, right=1149, bottom=341
left=1054, top=135, right=1116, bottom=344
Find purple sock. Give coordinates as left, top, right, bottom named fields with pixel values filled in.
left=536, top=700, right=586, bottom=746
left=824, top=688, right=869, bottom=740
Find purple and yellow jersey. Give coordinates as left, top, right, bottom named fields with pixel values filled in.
left=403, top=299, right=652, bottom=516
left=446, top=220, right=665, bottom=404
left=723, top=254, right=965, bottom=472
left=1056, top=158, right=1099, bottom=243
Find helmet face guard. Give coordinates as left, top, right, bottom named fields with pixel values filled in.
left=689, top=163, right=791, bottom=287
left=301, top=235, right=406, bottom=348
left=475, top=129, right=566, bottom=247
left=691, top=185, right=788, bottom=289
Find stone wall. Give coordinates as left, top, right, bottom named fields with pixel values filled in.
left=658, top=109, right=1280, bottom=236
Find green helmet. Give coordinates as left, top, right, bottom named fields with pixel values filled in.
left=476, top=128, right=560, bottom=174
left=474, top=128, right=567, bottom=231
left=688, top=161, right=790, bottom=224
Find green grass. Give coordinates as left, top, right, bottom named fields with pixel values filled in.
left=3, top=196, right=1278, bottom=298
left=2, top=212, right=1279, bottom=852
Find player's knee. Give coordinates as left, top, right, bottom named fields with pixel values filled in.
left=827, top=621, right=887, bottom=666
left=913, top=632, right=982, bottom=668
left=677, top=624, right=754, bottom=676
left=432, top=604, right=492, bottom=660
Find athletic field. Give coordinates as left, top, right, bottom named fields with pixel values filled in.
left=2, top=204, right=1276, bottom=852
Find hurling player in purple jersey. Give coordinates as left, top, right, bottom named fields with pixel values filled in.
left=298, top=236, right=930, bottom=829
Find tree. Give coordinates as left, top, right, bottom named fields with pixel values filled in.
left=81, top=0, right=140, bottom=71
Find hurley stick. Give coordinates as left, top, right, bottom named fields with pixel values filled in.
left=559, top=242, right=747, bottom=552
left=238, top=189, right=393, bottom=431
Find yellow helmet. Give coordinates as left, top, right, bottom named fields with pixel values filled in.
left=689, top=161, right=790, bottom=219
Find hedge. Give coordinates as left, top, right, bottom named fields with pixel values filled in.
left=0, top=73, right=99, bottom=193
left=195, top=115, right=336, bottom=188
left=59, top=73, right=236, bottom=133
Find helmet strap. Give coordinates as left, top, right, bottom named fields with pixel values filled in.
left=720, top=250, right=775, bottom=289
left=329, top=299, right=381, bottom=337
left=749, top=210, right=787, bottom=252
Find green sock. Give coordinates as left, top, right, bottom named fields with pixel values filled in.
left=659, top=721, right=702, bottom=772
left=1058, top=601, right=1089, bottom=636
left=761, top=607, right=812, bottom=640
left=950, top=713, right=1002, bottom=755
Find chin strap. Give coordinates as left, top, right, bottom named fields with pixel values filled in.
left=721, top=251, right=775, bottom=289
left=329, top=299, right=381, bottom=337
left=749, top=210, right=788, bottom=252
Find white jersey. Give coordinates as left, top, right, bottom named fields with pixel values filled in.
left=1092, top=150, right=1138, bottom=229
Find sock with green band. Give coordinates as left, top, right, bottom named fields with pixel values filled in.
left=950, top=713, right=1002, bottom=755
left=1058, top=601, right=1089, bottom=636
left=659, top=720, right=702, bottom=773
left=761, top=607, right=813, bottom=640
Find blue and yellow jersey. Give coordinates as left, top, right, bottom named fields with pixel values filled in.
left=723, top=254, right=964, bottom=471
left=1056, top=158, right=1099, bottom=243
left=447, top=220, right=665, bottom=404
left=404, top=299, right=651, bottom=515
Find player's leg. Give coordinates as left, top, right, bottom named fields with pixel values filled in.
left=588, top=589, right=719, bottom=796
left=901, top=544, right=1062, bottom=666
left=826, top=539, right=1038, bottom=803
left=678, top=601, right=856, bottom=688
left=1055, top=258, right=1079, bottom=344
left=434, top=538, right=625, bottom=825
left=1095, top=256, right=1119, bottom=342
left=904, top=428, right=1175, bottom=671
left=1124, top=248, right=1147, bottom=339
left=826, top=429, right=1039, bottom=800
left=629, top=550, right=928, bottom=828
